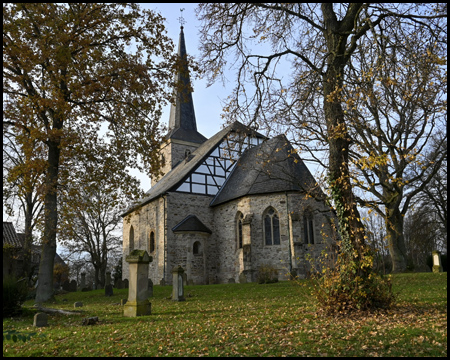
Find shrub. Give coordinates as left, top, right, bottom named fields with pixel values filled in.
left=3, top=275, right=29, bottom=318
left=307, top=245, right=395, bottom=315
left=257, top=264, right=279, bottom=284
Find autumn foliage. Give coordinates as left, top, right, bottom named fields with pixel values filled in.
left=307, top=246, right=395, bottom=315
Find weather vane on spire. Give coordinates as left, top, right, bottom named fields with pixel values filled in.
left=178, top=8, right=186, bottom=28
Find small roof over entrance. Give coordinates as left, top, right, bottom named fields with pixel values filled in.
left=172, top=215, right=212, bottom=234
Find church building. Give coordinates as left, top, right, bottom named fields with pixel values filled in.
left=121, top=26, right=337, bottom=285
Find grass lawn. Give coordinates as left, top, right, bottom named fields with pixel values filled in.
left=3, top=272, right=447, bottom=357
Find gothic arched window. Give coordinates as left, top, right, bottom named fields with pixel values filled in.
left=237, top=212, right=244, bottom=249
left=149, top=231, right=155, bottom=253
left=129, top=226, right=134, bottom=253
left=303, top=212, right=315, bottom=244
left=264, top=208, right=280, bottom=246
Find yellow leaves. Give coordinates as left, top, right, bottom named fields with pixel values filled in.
left=358, top=152, right=389, bottom=170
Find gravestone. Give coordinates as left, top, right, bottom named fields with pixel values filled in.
left=74, top=301, right=83, bottom=308
left=33, top=313, right=48, bottom=327
left=69, top=280, right=77, bottom=292
left=432, top=250, right=443, bottom=273
left=80, top=273, right=86, bottom=290
left=123, top=250, right=152, bottom=317
left=172, top=265, right=185, bottom=301
left=147, top=278, right=153, bottom=298
left=228, top=278, right=236, bottom=283
left=115, top=278, right=123, bottom=289
left=105, top=271, right=114, bottom=296
left=123, top=279, right=129, bottom=289
left=62, top=280, right=70, bottom=292
left=239, top=272, right=247, bottom=284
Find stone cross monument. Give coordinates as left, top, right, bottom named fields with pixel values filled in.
left=123, top=249, right=152, bottom=317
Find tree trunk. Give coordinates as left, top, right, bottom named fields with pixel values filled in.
left=386, top=206, right=408, bottom=273
left=35, top=139, right=60, bottom=303
left=321, top=4, right=367, bottom=260
left=323, top=66, right=366, bottom=259
left=21, top=193, right=34, bottom=282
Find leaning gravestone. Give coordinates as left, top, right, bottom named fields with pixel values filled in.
left=123, top=250, right=152, bottom=317
left=33, top=313, right=48, bottom=327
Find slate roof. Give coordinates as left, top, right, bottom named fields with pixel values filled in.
left=121, top=120, right=265, bottom=217
left=172, top=215, right=212, bottom=234
left=3, top=222, right=22, bottom=247
left=210, top=134, right=320, bottom=206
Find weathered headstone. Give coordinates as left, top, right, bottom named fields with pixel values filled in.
left=147, top=278, right=153, bottom=298
left=105, top=271, right=114, bottom=296
left=33, top=313, right=48, bottom=327
left=82, top=316, right=99, bottom=326
left=160, top=279, right=166, bottom=286
left=80, top=273, right=86, bottom=290
left=115, top=278, right=123, bottom=289
left=123, top=250, right=152, bottom=317
left=105, top=284, right=114, bottom=297
left=228, top=278, right=236, bottom=283
left=69, top=279, right=77, bottom=292
left=172, top=265, right=185, bottom=301
left=74, top=301, right=83, bottom=308
left=123, top=279, right=129, bottom=289
left=239, top=272, right=247, bottom=284
left=62, top=280, right=70, bottom=292
left=432, top=250, right=443, bottom=273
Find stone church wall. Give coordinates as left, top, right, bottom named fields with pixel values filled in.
left=212, top=192, right=338, bottom=283
left=165, top=192, right=216, bottom=285
left=122, top=189, right=337, bottom=286
left=122, top=197, right=166, bottom=284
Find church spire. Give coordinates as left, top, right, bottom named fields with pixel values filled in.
left=167, top=24, right=206, bottom=144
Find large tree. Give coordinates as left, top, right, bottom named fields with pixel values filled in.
left=196, top=3, right=446, bottom=271
left=3, top=3, right=176, bottom=303
left=58, top=142, right=143, bottom=288
left=3, top=123, right=46, bottom=281
left=345, top=15, right=447, bottom=272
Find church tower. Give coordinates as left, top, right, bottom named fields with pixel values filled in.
left=154, top=25, right=207, bottom=185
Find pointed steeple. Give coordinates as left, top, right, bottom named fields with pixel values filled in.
left=167, top=26, right=207, bottom=144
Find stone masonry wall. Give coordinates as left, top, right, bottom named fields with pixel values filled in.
left=123, top=190, right=337, bottom=286
left=212, top=192, right=337, bottom=283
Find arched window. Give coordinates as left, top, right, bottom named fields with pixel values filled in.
left=149, top=231, right=155, bottom=253
left=303, top=212, right=315, bottom=244
left=237, top=212, right=244, bottom=249
left=129, top=226, right=134, bottom=253
left=193, top=241, right=202, bottom=255
left=264, top=208, right=280, bottom=246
